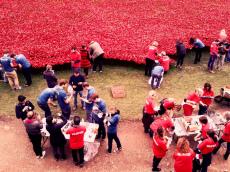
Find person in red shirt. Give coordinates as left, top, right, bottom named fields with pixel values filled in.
left=152, top=126, right=169, bottom=171
left=158, top=51, right=170, bottom=73
left=195, top=129, right=217, bottom=172
left=158, top=98, right=175, bottom=116
left=66, top=116, right=86, bottom=167
left=182, top=88, right=203, bottom=116
left=194, top=116, right=212, bottom=141
left=70, top=46, right=81, bottom=73
left=142, top=90, right=157, bottom=133
left=145, top=41, right=158, bottom=76
left=80, top=45, right=91, bottom=78
left=198, top=83, right=214, bottom=115
left=213, top=112, right=230, bottom=160
left=208, top=40, right=219, bottom=73
left=173, top=137, right=195, bottom=172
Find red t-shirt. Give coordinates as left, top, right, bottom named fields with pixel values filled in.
left=222, top=122, right=230, bottom=142
left=158, top=56, right=170, bottom=72
left=187, top=92, right=200, bottom=104
left=152, top=135, right=167, bottom=158
left=198, top=137, right=217, bottom=154
left=144, top=97, right=155, bottom=114
left=150, top=116, right=174, bottom=133
left=201, top=123, right=211, bottom=139
left=147, top=48, right=157, bottom=60
left=70, top=52, right=81, bottom=68
left=183, top=104, right=194, bottom=116
left=163, top=99, right=175, bottom=110
left=66, top=126, right=86, bottom=149
left=210, top=42, right=218, bottom=55
left=200, top=89, right=214, bottom=106
left=173, top=149, right=195, bottom=172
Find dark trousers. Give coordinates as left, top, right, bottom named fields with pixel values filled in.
left=194, top=48, right=203, bottom=64
left=37, top=102, right=51, bottom=118
left=151, top=74, right=162, bottom=89
left=201, top=153, right=212, bottom=172
left=93, top=53, right=104, bottom=71
left=28, top=134, right=42, bottom=156
left=198, top=104, right=208, bottom=115
left=22, top=67, right=32, bottom=85
left=213, top=138, right=230, bottom=160
left=152, top=156, right=162, bottom=171
left=208, top=54, right=217, bottom=71
left=62, top=108, right=71, bottom=120
left=176, top=54, right=185, bottom=67
left=52, top=144, right=66, bottom=160
left=107, top=132, right=121, bottom=153
left=72, top=147, right=84, bottom=164
left=83, top=68, right=89, bottom=76
left=145, top=58, right=154, bottom=76
left=96, top=124, right=106, bottom=139
left=142, top=113, right=154, bottom=133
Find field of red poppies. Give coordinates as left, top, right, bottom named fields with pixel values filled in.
left=0, top=0, right=229, bottom=68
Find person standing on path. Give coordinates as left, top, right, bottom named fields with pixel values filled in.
left=89, top=41, right=104, bottom=72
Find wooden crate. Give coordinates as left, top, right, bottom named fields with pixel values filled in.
left=111, top=85, right=126, bottom=98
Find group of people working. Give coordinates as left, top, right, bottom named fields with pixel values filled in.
left=142, top=83, right=230, bottom=172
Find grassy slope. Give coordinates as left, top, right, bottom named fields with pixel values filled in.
left=0, top=52, right=229, bottom=119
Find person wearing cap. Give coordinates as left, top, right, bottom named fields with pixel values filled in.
left=106, top=106, right=122, bottom=153
left=91, top=106, right=106, bottom=140
left=37, top=87, right=57, bottom=118
left=145, top=41, right=158, bottom=76
left=189, top=37, right=205, bottom=64
left=15, top=95, right=34, bottom=120
left=70, top=46, right=81, bottom=73
left=56, top=79, right=72, bottom=120
left=89, top=41, right=104, bottom=72
left=69, top=70, right=85, bottom=110
left=0, top=51, right=21, bottom=90
left=43, top=65, right=58, bottom=88
left=213, top=111, right=230, bottom=160
left=175, top=40, right=186, bottom=69
left=11, top=53, right=32, bottom=86
left=80, top=45, right=91, bottom=78
left=158, top=98, right=175, bottom=116
left=142, top=90, right=157, bottom=133
left=23, top=111, right=46, bottom=159
left=46, top=115, right=67, bottom=161
left=150, top=61, right=164, bottom=89
left=66, top=116, right=86, bottom=167
left=208, top=40, right=219, bottom=73
left=158, top=51, right=170, bottom=73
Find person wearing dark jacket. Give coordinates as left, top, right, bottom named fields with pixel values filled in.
left=46, top=115, right=67, bottom=161
left=43, top=65, right=58, bottom=88
left=16, top=95, right=34, bottom=120
left=23, top=111, right=46, bottom=159
left=176, top=40, right=186, bottom=69
left=107, top=106, right=122, bottom=153
left=92, top=106, right=106, bottom=140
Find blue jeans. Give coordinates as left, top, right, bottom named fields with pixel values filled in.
left=74, top=91, right=84, bottom=108
left=208, top=54, right=217, bottom=71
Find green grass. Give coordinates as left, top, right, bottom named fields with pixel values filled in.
left=0, top=51, right=229, bottom=119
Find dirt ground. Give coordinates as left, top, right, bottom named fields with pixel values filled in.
left=0, top=108, right=230, bottom=172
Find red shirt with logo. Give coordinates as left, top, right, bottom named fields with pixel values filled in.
left=144, top=97, right=155, bottom=114
left=173, top=149, right=195, bottom=172
left=201, top=123, right=211, bottom=139
left=70, top=51, right=81, bottom=68
left=200, top=89, right=214, bottom=106
left=198, top=137, right=217, bottom=154
left=66, top=126, right=86, bottom=149
left=152, top=135, right=167, bottom=158
left=222, top=122, right=230, bottom=142
left=150, top=116, right=174, bottom=133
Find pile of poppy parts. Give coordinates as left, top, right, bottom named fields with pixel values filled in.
left=0, top=0, right=229, bottom=68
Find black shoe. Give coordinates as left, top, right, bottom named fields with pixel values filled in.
left=75, top=162, right=80, bottom=166
left=152, top=168, right=161, bottom=171
left=79, top=163, right=84, bottom=168
left=224, top=154, right=229, bottom=160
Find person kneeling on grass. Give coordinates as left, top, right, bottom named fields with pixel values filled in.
left=23, top=111, right=46, bottom=159
left=106, top=106, right=122, bottom=153
left=66, top=116, right=86, bottom=167
left=150, top=61, right=164, bottom=89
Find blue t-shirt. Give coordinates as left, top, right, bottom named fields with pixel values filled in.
left=108, top=113, right=120, bottom=134
left=151, top=65, right=164, bottom=76
left=194, top=39, right=205, bottom=48
left=57, top=89, right=70, bottom=111
left=15, top=54, right=31, bottom=69
left=85, top=87, right=96, bottom=112
left=37, top=88, right=56, bottom=104
left=96, top=99, right=106, bottom=113
left=0, top=55, right=14, bottom=72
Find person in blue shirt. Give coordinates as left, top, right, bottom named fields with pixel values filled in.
left=189, top=37, right=205, bottom=64
left=107, top=106, right=122, bottom=153
left=0, top=51, right=21, bottom=90
left=37, top=87, right=57, bottom=118
left=56, top=79, right=72, bottom=120
left=151, top=61, right=164, bottom=89
left=11, top=53, right=32, bottom=86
